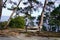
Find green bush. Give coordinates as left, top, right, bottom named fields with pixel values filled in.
left=9, top=16, right=25, bottom=29
left=0, top=21, right=7, bottom=29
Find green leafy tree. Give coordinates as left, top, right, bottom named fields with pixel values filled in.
left=49, top=5, right=60, bottom=32
left=44, top=0, right=56, bottom=31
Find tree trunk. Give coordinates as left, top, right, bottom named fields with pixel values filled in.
left=4, top=0, right=22, bottom=28
left=0, top=0, right=3, bottom=19
left=38, top=0, right=47, bottom=32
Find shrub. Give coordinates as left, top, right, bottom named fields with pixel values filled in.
left=0, top=21, right=7, bottom=29
left=9, top=16, right=25, bottom=29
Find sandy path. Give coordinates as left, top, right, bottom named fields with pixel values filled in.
left=0, top=34, right=60, bottom=40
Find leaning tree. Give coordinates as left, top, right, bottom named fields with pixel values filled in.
left=4, top=0, right=22, bottom=28
left=38, top=0, right=48, bottom=32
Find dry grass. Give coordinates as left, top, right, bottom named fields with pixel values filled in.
left=25, top=31, right=60, bottom=37
left=0, top=28, right=60, bottom=38
left=35, top=31, right=60, bottom=37
left=0, top=29, right=22, bottom=37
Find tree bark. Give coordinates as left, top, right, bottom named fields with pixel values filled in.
left=38, top=0, right=47, bottom=32
left=4, top=0, right=22, bottom=28
left=0, top=0, right=3, bottom=19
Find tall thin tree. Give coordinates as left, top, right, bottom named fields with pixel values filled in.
left=38, top=0, right=47, bottom=32
left=0, top=0, right=3, bottom=19
left=4, top=0, right=22, bottom=28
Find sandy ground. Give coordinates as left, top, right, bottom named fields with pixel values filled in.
left=0, top=34, right=60, bottom=40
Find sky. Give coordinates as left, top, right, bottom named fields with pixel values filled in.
left=2, top=0, right=44, bottom=17
left=1, top=0, right=60, bottom=17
